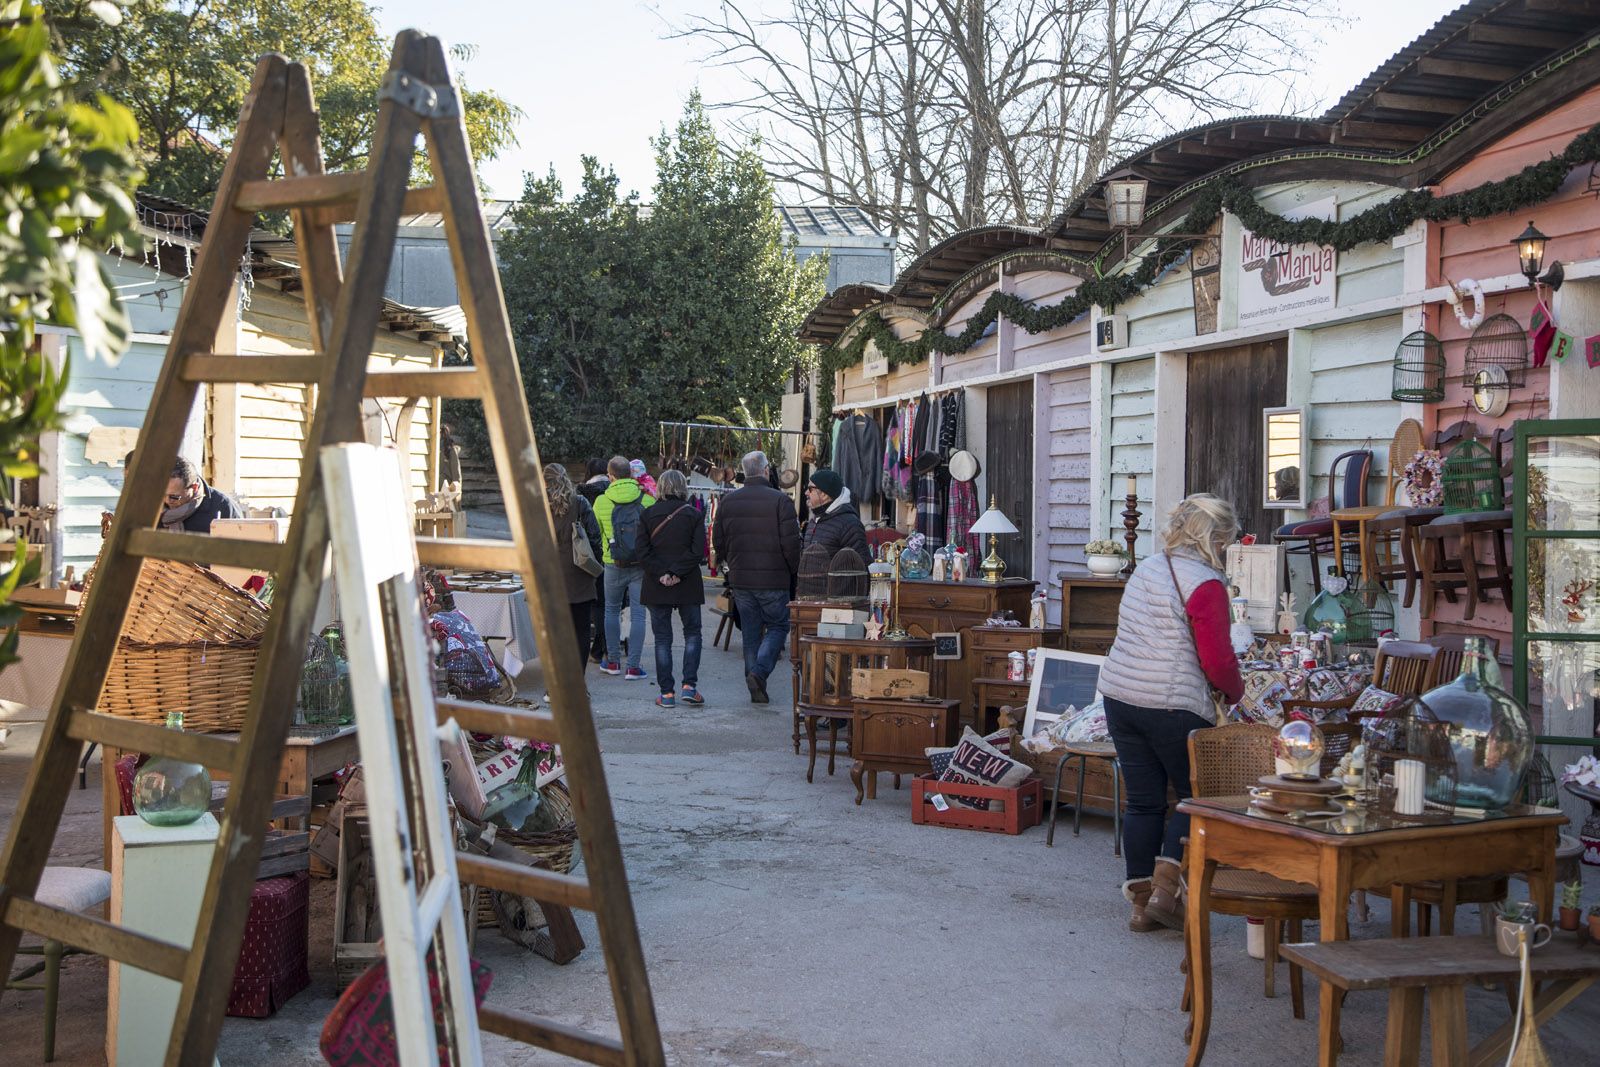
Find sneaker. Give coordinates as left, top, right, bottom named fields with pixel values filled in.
left=746, top=671, right=769, bottom=704
left=624, top=667, right=647, bottom=681
left=600, top=661, right=622, bottom=676
left=679, top=686, right=705, bottom=705
left=655, top=693, right=675, bottom=708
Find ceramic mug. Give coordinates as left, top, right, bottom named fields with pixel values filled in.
left=1494, top=916, right=1552, bottom=956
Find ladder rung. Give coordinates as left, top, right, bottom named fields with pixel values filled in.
left=233, top=172, right=442, bottom=219
left=67, top=710, right=238, bottom=771
left=126, top=528, right=285, bottom=573
left=415, top=537, right=522, bottom=571
left=5, top=897, right=189, bottom=981
left=455, top=854, right=593, bottom=911
left=477, top=1006, right=626, bottom=1067
left=437, top=700, right=559, bottom=743
left=365, top=367, right=482, bottom=398
left=415, top=877, right=454, bottom=933
left=182, top=353, right=322, bottom=384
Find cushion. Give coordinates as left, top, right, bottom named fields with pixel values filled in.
left=1429, top=509, right=1512, bottom=526
left=935, top=728, right=1034, bottom=811
left=320, top=950, right=492, bottom=1067
left=1276, top=518, right=1332, bottom=538
left=1306, top=668, right=1363, bottom=703
left=1350, top=684, right=1402, bottom=718
left=1375, top=507, right=1444, bottom=521
left=35, top=866, right=112, bottom=912
left=1057, top=699, right=1110, bottom=744
left=925, top=728, right=1009, bottom=769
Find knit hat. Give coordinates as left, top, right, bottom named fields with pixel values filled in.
left=808, top=468, right=844, bottom=501
left=629, top=459, right=647, bottom=479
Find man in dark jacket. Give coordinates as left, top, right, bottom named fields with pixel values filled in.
left=712, top=451, right=800, bottom=703
left=163, top=456, right=241, bottom=533
left=801, top=468, right=870, bottom=563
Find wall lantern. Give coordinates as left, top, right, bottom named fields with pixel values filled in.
left=1106, top=178, right=1149, bottom=229
left=1511, top=221, right=1547, bottom=287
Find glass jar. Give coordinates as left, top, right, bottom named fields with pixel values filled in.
left=1303, top=571, right=1358, bottom=655
left=132, top=710, right=213, bottom=827
left=1418, top=636, right=1532, bottom=811
left=898, top=546, right=932, bottom=581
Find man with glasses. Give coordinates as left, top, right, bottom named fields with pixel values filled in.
left=161, top=455, right=241, bottom=533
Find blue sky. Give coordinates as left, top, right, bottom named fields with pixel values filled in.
left=372, top=0, right=1457, bottom=204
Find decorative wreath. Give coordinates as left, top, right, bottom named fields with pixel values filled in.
left=1444, top=277, right=1485, bottom=331
left=1401, top=449, right=1444, bottom=508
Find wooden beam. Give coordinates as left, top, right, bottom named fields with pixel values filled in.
left=414, top=536, right=522, bottom=570
left=182, top=354, right=323, bottom=384
left=455, top=854, right=594, bottom=910
left=1371, top=91, right=1471, bottom=115
left=66, top=711, right=239, bottom=772
left=234, top=172, right=443, bottom=219
left=126, top=528, right=286, bottom=572
left=1467, top=23, right=1570, bottom=50
left=478, top=1008, right=626, bottom=1067
left=1335, top=120, right=1438, bottom=143
left=363, top=366, right=482, bottom=398
left=436, top=699, right=561, bottom=743
left=1415, top=57, right=1523, bottom=82
left=4, top=897, right=189, bottom=981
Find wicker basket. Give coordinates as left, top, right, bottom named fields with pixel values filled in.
left=472, top=782, right=578, bottom=928
left=87, top=557, right=268, bottom=644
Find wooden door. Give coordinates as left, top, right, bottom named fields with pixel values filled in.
left=985, top=380, right=1034, bottom=578
left=1185, top=341, right=1287, bottom=542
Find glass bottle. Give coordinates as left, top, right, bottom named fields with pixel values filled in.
left=132, top=710, right=213, bottom=827
left=1418, top=636, right=1532, bottom=811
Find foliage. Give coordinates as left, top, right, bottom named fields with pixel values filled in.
left=815, top=118, right=1600, bottom=431
left=43, top=0, right=522, bottom=212
left=478, top=96, right=827, bottom=462
left=0, top=0, right=142, bottom=673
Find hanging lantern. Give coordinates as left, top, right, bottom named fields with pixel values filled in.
left=1511, top=221, right=1547, bottom=286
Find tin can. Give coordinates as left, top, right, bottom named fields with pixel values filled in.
left=1277, top=647, right=1300, bottom=671
left=1025, top=648, right=1039, bottom=679
left=1007, top=650, right=1026, bottom=682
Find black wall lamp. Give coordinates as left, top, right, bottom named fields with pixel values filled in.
left=1512, top=221, right=1548, bottom=287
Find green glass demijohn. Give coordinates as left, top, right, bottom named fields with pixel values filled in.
left=1417, top=636, right=1531, bottom=811
left=1303, top=571, right=1361, bottom=654
left=132, top=710, right=213, bottom=827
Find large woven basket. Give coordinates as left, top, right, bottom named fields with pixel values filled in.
left=86, top=557, right=269, bottom=732
left=472, top=782, right=578, bottom=929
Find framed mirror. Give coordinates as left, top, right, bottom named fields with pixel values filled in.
left=1263, top=406, right=1307, bottom=509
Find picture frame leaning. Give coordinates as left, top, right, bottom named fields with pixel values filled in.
left=1021, top=648, right=1106, bottom=742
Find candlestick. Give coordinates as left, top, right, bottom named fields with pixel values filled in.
left=1121, top=484, right=1141, bottom=578
left=1125, top=474, right=1136, bottom=498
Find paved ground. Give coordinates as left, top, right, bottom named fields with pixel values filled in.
left=3, top=589, right=1598, bottom=1064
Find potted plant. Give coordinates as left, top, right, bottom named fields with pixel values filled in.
left=1084, top=540, right=1127, bottom=577
left=1559, top=881, right=1583, bottom=931
left=1589, top=905, right=1600, bottom=942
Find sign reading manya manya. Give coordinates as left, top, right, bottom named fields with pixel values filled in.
left=1236, top=199, right=1337, bottom=326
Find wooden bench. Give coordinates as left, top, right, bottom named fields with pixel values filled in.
left=1278, top=934, right=1600, bottom=1066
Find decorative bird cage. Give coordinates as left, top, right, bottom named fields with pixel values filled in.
left=1363, top=696, right=1457, bottom=822
left=826, top=548, right=870, bottom=608
left=299, top=626, right=353, bottom=726
left=1440, top=439, right=1502, bottom=513
left=1391, top=330, right=1446, bottom=402
left=797, top=543, right=832, bottom=600
left=1463, top=312, right=1529, bottom=390
left=1347, top=578, right=1396, bottom=644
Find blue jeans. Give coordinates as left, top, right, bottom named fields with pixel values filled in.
left=603, top=564, right=645, bottom=669
left=730, top=588, right=790, bottom=682
left=648, top=603, right=701, bottom=694
left=1103, top=695, right=1211, bottom=881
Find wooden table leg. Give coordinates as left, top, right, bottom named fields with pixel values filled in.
left=851, top=761, right=865, bottom=805
left=805, top=715, right=819, bottom=783
left=1317, top=853, right=1353, bottom=1067
left=1333, top=518, right=1347, bottom=578
left=825, top=717, right=838, bottom=777
left=1384, top=987, right=1423, bottom=1067
left=1184, top=831, right=1216, bottom=1067
left=1427, top=985, right=1468, bottom=1067
left=866, top=769, right=877, bottom=800
left=1526, top=831, right=1556, bottom=923
left=100, top=745, right=124, bottom=871
left=1391, top=884, right=1412, bottom=938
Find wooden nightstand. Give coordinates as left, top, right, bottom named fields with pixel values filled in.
left=849, top=697, right=961, bottom=805
left=1056, top=570, right=1126, bottom=654
left=967, top=625, right=1064, bottom=732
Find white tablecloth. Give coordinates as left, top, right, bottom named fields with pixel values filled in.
left=452, top=588, right=537, bottom=677
left=0, top=629, right=73, bottom=721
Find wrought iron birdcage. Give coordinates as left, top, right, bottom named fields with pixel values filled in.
left=826, top=548, right=870, bottom=608
left=1441, top=439, right=1502, bottom=513
left=1364, top=696, right=1457, bottom=822
left=1463, top=312, right=1528, bottom=391
left=1391, top=330, right=1446, bottom=402
left=797, top=543, right=832, bottom=600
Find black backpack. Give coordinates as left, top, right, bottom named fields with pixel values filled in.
left=608, top=497, right=644, bottom=565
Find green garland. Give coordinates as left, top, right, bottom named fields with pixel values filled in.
left=818, top=119, right=1600, bottom=432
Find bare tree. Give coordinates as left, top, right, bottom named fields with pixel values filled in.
left=676, top=0, right=1328, bottom=256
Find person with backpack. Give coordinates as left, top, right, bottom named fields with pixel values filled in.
left=593, top=455, right=656, bottom=679
left=639, top=469, right=706, bottom=708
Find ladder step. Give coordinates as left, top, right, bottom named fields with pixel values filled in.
left=365, top=367, right=482, bottom=398
left=437, top=699, right=559, bottom=743
left=126, top=529, right=285, bottom=573
left=232, top=172, right=442, bottom=220
left=182, top=354, right=322, bottom=384
left=455, top=854, right=593, bottom=911
left=415, top=876, right=454, bottom=933
left=415, top=537, right=522, bottom=571
left=5, top=897, right=189, bottom=981
left=67, top=710, right=238, bottom=771
left=477, top=1006, right=626, bottom=1067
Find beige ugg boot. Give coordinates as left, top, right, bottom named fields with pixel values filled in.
left=1122, top=878, right=1157, bottom=932
left=1144, top=856, right=1186, bottom=931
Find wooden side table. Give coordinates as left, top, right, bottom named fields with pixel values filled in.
left=1056, top=570, right=1125, bottom=654
left=967, top=624, right=1063, bottom=732
left=849, top=697, right=960, bottom=805
left=796, top=636, right=933, bottom=784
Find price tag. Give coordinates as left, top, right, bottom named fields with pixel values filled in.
left=929, top=793, right=950, bottom=812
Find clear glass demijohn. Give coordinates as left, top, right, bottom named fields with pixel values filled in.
left=1416, top=636, right=1532, bottom=811
left=132, top=710, right=213, bottom=827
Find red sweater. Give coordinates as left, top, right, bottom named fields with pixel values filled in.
left=1185, top=578, right=1245, bottom=704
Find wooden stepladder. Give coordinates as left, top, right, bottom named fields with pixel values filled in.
left=0, top=31, right=663, bottom=1067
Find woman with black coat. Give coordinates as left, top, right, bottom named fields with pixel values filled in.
left=639, top=469, right=707, bottom=708
left=545, top=463, right=604, bottom=675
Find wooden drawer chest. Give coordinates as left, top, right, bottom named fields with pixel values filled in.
left=849, top=697, right=961, bottom=805
left=967, top=626, right=1066, bottom=732
left=1056, top=570, right=1126, bottom=655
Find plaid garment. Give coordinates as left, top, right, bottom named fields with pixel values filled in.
left=915, top=471, right=945, bottom=542
left=948, top=477, right=981, bottom=559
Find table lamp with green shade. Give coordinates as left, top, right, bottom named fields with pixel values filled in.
left=968, top=497, right=1018, bottom=583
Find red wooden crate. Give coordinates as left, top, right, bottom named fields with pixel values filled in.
left=911, top=774, right=1043, bottom=835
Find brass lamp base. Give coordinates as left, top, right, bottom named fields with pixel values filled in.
left=980, top=534, right=1006, bottom=583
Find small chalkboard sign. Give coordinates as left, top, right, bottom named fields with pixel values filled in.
left=932, top=631, right=962, bottom=660
left=1022, top=649, right=1105, bottom=740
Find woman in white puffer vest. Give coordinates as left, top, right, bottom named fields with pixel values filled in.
left=1098, top=494, right=1245, bottom=933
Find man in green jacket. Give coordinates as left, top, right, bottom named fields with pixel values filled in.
left=592, top=455, right=656, bottom=678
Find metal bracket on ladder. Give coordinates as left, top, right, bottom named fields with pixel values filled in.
left=379, top=69, right=459, bottom=118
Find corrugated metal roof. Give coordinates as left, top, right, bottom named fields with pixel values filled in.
left=774, top=204, right=890, bottom=239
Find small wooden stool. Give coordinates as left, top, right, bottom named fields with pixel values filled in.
left=1051, top=741, right=1123, bottom=854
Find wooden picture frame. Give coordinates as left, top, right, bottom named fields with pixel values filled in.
left=1022, top=648, right=1105, bottom=741
left=932, top=631, right=962, bottom=660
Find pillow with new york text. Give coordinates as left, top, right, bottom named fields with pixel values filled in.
left=935, top=728, right=1033, bottom=811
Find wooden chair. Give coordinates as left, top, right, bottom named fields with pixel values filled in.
left=1362, top=419, right=1474, bottom=606
left=1418, top=427, right=1514, bottom=621
left=1423, top=632, right=1500, bottom=688
left=1333, top=420, right=1423, bottom=589
left=1274, top=449, right=1371, bottom=595
left=1182, top=723, right=1317, bottom=1021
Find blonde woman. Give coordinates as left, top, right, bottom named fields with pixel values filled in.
left=544, top=463, right=603, bottom=676
left=1097, top=493, right=1245, bottom=933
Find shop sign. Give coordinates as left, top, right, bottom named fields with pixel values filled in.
left=862, top=340, right=889, bottom=378
left=1236, top=199, right=1336, bottom=326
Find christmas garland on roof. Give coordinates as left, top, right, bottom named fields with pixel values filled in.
left=817, top=118, right=1600, bottom=432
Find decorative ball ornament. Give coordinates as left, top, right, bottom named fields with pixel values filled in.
left=1471, top=364, right=1510, bottom=417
